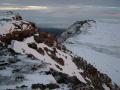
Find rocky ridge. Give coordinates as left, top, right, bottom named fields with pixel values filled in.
left=60, top=20, right=96, bottom=42
left=0, top=12, right=119, bottom=90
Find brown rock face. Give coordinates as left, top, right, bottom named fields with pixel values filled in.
left=0, top=29, right=36, bottom=44
left=28, top=43, right=37, bottom=50
left=44, top=47, right=65, bottom=66
left=34, top=32, right=57, bottom=47
left=37, top=48, right=45, bottom=55
left=72, top=57, right=120, bottom=90
left=0, top=14, right=37, bottom=43
left=0, top=20, right=37, bottom=44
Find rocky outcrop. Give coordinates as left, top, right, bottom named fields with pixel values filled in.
left=12, top=13, right=22, bottom=21
left=34, top=32, right=58, bottom=47
left=32, top=83, right=59, bottom=90
left=60, top=20, right=96, bottom=42
left=50, top=68, right=94, bottom=90
left=0, top=29, right=36, bottom=43
left=0, top=13, right=37, bottom=43
left=73, top=56, right=120, bottom=90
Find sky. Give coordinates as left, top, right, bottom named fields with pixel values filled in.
left=0, top=0, right=120, bottom=7
left=0, top=0, right=120, bottom=28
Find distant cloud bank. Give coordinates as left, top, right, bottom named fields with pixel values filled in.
left=0, top=6, right=48, bottom=10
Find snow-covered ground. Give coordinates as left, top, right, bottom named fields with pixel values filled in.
left=12, top=36, right=86, bottom=84
left=64, top=19, right=120, bottom=85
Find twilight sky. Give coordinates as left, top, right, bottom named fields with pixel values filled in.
left=0, top=0, right=120, bottom=7
left=0, top=0, right=120, bottom=28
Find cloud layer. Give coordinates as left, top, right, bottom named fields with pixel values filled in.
left=0, top=6, right=48, bottom=10
left=0, top=0, right=120, bottom=7
left=0, top=0, right=120, bottom=28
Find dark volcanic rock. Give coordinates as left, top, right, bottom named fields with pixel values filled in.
left=73, top=56, right=120, bottom=90
left=37, top=47, right=45, bottom=55
left=31, top=83, right=59, bottom=90
left=50, top=68, right=94, bottom=90
left=28, top=43, right=37, bottom=50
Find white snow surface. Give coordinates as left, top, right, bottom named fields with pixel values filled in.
left=64, top=19, right=120, bottom=85
left=102, top=84, right=110, bottom=90
left=0, top=20, right=31, bottom=35
left=0, top=12, right=32, bottom=36
left=0, top=13, right=13, bottom=35
left=11, top=36, right=86, bottom=83
left=0, top=54, right=57, bottom=90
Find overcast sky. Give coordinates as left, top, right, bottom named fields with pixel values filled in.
left=0, top=0, right=120, bottom=28
left=0, top=0, right=120, bottom=7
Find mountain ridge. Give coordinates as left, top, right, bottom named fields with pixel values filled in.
left=60, top=20, right=96, bottom=42
left=0, top=12, right=119, bottom=90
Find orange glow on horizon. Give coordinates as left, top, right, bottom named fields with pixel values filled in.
left=0, top=6, right=48, bottom=10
